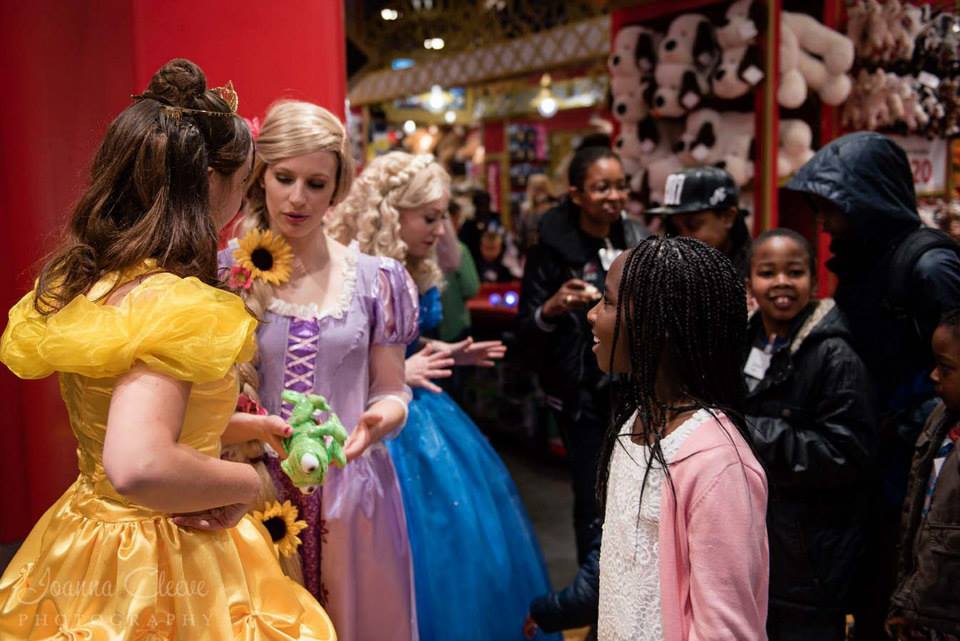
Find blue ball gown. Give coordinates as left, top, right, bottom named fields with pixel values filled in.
left=387, top=287, right=560, bottom=641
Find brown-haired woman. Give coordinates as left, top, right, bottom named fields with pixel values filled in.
left=0, top=59, right=335, bottom=639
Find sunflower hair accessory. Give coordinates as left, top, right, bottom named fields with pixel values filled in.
left=231, top=228, right=294, bottom=287
left=253, top=500, right=307, bottom=558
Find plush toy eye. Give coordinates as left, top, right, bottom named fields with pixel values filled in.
left=300, top=484, right=319, bottom=495
left=301, top=452, right=320, bottom=473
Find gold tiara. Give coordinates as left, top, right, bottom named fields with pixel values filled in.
left=131, top=80, right=239, bottom=118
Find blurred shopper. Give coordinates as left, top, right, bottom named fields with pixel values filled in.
left=516, top=146, right=646, bottom=563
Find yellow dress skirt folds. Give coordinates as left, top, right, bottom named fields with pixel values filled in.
left=0, top=266, right=336, bottom=640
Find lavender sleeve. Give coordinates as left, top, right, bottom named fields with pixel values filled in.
left=371, top=257, right=420, bottom=346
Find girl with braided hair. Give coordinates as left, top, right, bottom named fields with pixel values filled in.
left=588, top=237, right=768, bottom=641
left=218, top=101, right=419, bottom=641
left=327, top=151, right=558, bottom=641
left=0, top=59, right=335, bottom=639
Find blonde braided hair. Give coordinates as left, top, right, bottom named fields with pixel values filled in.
left=327, top=151, right=448, bottom=292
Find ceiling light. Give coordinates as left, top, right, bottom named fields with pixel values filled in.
left=403, top=120, right=417, bottom=135
left=427, top=85, right=446, bottom=112
left=381, top=8, right=399, bottom=20
left=444, top=110, right=456, bottom=123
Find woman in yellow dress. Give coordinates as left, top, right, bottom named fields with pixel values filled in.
left=0, top=59, right=336, bottom=640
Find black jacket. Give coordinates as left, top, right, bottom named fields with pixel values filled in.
left=516, top=200, right=647, bottom=413
left=744, top=300, right=876, bottom=612
left=784, top=132, right=960, bottom=416
left=529, top=527, right=600, bottom=636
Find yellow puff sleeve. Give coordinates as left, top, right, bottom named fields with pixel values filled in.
left=0, top=273, right=256, bottom=383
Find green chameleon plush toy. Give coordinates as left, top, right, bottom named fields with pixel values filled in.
left=280, top=390, right=349, bottom=494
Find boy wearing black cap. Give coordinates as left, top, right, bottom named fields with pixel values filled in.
left=650, top=166, right=752, bottom=278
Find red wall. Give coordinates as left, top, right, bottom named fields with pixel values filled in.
left=0, top=0, right=346, bottom=542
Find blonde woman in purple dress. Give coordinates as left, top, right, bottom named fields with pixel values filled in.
left=220, top=101, right=419, bottom=641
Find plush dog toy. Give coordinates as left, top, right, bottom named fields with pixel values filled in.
left=650, top=13, right=718, bottom=117
left=659, top=13, right=719, bottom=71
left=713, top=44, right=765, bottom=99
left=609, top=24, right=659, bottom=77
left=716, top=0, right=765, bottom=49
left=280, top=390, right=349, bottom=494
left=611, top=74, right=654, bottom=123
left=651, top=62, right=709, bottom=117
left=676, top=109, right=755, bottom=186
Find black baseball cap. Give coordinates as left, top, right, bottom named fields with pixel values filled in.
left=648, top=166, right=739, bottom=215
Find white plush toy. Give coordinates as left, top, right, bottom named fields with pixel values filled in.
left=783, top=11, right=854, bottom=106
left=609, top=25, right=660, bottom=77
left=676, top=109, right=755, bottom=186
left=611, top=75, right=653, bottom=123
left=658, top=13, right=719, bottom=71
left=779, top=22, right=808, bottom=108
left=712, top=44, right=765, bottom=99
left=651, top=62, right=709, bottom=117
left=778, top=119, right=814, bottom=177
left=716, top=0, right=764, bottom=49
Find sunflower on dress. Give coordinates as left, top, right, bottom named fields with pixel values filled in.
left=231, top=228, right=294, bottom=288
left=254, top=500, right=308, bottom=559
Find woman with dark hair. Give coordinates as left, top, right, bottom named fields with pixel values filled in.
left=517, top=146, right=646, bottom=563
left=590, top=237, right=768, bottom=641
left=0, top=59, right=335, bottom=639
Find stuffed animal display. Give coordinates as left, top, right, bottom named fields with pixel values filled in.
left=280, top=390, right=349, bottom=494
left=610, top=2, right=833, bottom=208
left=843, top=5, right=959, bottom=138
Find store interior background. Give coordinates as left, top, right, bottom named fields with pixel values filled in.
left=2, top=0, right=959, bottom=601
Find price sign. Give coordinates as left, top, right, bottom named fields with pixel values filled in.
left=886, top=135, right=947, bottom=195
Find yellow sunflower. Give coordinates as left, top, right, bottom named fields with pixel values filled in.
left=253, top=500, right=307, bottom=558
left=234, top=228, right=294, bottom=286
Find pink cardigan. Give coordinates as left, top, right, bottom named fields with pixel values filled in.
left=658, top=412, right=769, bottom=641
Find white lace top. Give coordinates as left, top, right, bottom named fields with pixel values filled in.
left=598, top=409, right=710, bottom=641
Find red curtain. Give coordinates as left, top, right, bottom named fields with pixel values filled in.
left=0, top=0, right=346, bottom=542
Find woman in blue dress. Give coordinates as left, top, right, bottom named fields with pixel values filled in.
left=327, top=151, right=559, bottom=641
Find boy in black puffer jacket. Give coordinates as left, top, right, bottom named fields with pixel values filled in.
left=744, top=229, right=877, bottom=641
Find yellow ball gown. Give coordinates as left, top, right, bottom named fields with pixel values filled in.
left=0, top=263, right=336, bottom=640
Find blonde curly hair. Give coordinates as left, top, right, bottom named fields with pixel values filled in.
left=327, top=151, right=449, bottom=292
left=223, top=101, right=353, bottom=585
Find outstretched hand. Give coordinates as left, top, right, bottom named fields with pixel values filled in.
left=343, top=410, right=384, bottom=462
left=406, top=343, right=455, bottom=392
left=431, top=337, right=507, bottom=367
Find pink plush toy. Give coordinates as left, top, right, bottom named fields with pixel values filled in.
left=609, top=25, right=660, bottom=78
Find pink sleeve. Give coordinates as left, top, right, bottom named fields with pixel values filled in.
left=371, top=258, right=419, bottom=346
left=686, top=462, right=769, bottom=641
